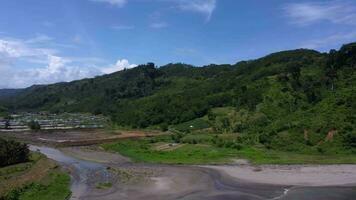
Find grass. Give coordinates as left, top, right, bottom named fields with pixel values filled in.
left=11, top=172, right=71, bottom=200
left=0, top=154, right=40, bottom=181
left=102, top=137, right=356, bottom=165
left=237, top=147, right=356, bottom=165
left=0, top=152, right=71, bottom=200
left=102, top=139, right=239, bottom=164
left=181, top=133, right=213, bottom=144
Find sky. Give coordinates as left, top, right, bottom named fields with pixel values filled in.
left=1, top=0, right=356, bottom=88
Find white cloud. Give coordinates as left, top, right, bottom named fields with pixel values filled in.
left=300, top=30, right=356, bottom=49
left=111, top=25, right=135, bottom=30
left=11, top=56, right=100, bottom=88
left=0, top=54, right=101, bottom=88
left=0, top=56, right=136, bottom=88
left=283, top=1, right=356, bottom=51
left=90, top=0, right=127, bottom=7
left=0, top=37, right=55, bottom=60
left=284, top=1, right=356, bottom=26
left=176, top=0, right=217, bottom=22
left=0, top=35, right=136, bottom=88
left=101, top=59, right=137, bottom=74
left=150, top=22, right=168, bottom=29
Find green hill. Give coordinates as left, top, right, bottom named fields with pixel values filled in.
left=1, top=43, right=356, bottom=153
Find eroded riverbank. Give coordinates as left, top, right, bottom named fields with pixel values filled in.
left=30, top=145, right=356, bottom=200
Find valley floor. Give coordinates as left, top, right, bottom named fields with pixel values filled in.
left=2, top=129, right=356, bottom=200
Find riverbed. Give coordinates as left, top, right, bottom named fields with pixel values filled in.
left=30, top=145, right=356, bottom=200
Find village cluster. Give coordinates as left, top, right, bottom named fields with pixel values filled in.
left=0, top=112, right=107, bottom=131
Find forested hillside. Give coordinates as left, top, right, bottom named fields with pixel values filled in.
left=1, top=43, right=355, bottom=152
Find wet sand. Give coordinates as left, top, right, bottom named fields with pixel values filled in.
left=31, top=145, right=356, bottom=200
left=205, top=164, right=356, bottom=186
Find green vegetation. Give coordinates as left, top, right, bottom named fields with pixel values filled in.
left=0, top=106, right=7, bottom=118
left=102, top=139, right=239, bottom=164
left=170, top=118, right=210, bottom=132
left=0, top=152, right=70, bottom=200
left=235, top=147, right=356, bottom=164
left=0, top=139, right=29, bottom=167
left=27, top=121, right=41, bottom=130
left=2, top=173, right=70, bottom=200
left=102, top=137, right=356, bottom=164
left=1, top=42, right=356, bottom=156
left=0, top=107, right=11, bottom=122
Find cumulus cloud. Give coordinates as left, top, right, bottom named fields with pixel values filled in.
left=101, top=59, right=137, bottom=74
left=0, top=37, right=55, bottom=61
left=284, top=1, right=356, bottom=26
left=90, top=0, right=127, bottom=7
left=0, top=36, right=136, bottom=88
left=2, top=56, right=101, bottom=88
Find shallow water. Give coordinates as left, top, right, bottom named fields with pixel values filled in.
left=30, top=145, right=356, bottom=200
left=29, top=145, right=110, bottom=200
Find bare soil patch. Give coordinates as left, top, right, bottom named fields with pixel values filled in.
left=0, top=129, right=165, bottom=146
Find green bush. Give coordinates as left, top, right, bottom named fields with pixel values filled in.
left=0, top=139, right=29, bottom=167
left=28, top=121, right=41, bottom=130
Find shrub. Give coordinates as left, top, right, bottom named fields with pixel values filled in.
left=28, top=120, right=41, bottom=130
left=0, top=139, right=30, bottom=167
left=160, top=123, right=169, bottom=132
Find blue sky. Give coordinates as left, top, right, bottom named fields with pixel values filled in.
left=1, top=0, right=356, bottom=88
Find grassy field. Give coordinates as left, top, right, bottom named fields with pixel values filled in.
left=102, top=139, right=239, bottom=164
left=237, top=147, right=356, bottom=164
left=0, top=152, right=71, bottom=200
left=102, top=137, right=356, bottom=165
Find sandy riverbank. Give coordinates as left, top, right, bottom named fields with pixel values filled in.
left=204, top=164, right=356, bottom=186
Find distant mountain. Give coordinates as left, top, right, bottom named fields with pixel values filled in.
left=0, top=89, right=24, bottom=99
left=1, top=42, right=355, bottom=152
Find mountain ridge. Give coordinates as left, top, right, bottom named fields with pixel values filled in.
left=1, top=43, right=355, bottom=152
